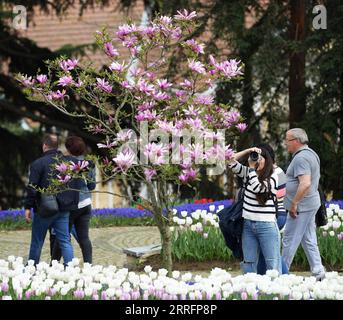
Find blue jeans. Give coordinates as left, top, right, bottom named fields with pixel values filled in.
left=28, top=211, right=74, bottom=266
left=241, top=219, right=281, bottom=274
left=257, top=214, right=289, bottom=275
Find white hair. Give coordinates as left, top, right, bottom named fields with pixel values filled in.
left=288, top=128, right=309, bottom=144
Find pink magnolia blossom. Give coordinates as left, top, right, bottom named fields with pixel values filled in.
left=144, top=168, right=157, bottom=181
left=170, top=27, right=182, bottom=40
left=175, top=90, right=188, bottom=102
left=174, top=9, right=197, bottom=21
left=142, top=25, right=157, bottom=38
left=204, top=114, right=214, bottom=123
left=226, top=111, right=241, bottom=123
left=179, top=79, right=193, bottom=89
left=109, top=61, right=127, bottom=73
left=57, top=175, right=72, bottom=184
left=188, top=59, right=206, bottom=74
left=153, top=91, right=170, bottom=101
left=156, top=79, right=172, bottom=90
left=113, top=149, right=135, bottom=172
left=92, top=125, right=106, bottom=134
left=97, top=140, right=115, bottom=149
left=21, top=75, right=35, bottom=87
left=75, top=79, right=83, bottom=88
left=190, top=143, right=204, bottom=161
left=56, top=163, right=69, bottom=173
left=104, top=42, right=119, bottom=57
left=156, top=120, right=175, bottom=133
left=179, top=168, right=197, bottom=184
left=69, top=160, right=89, bottom=172
left=159, top=16, right=172, bottom=25
left=58, top=75, right=73, bottom=87
left=47, top=90, right=66, bottom=100
left=204, top=131, right=225, bottom=141
left=116, top=129, right=134, bottom=142
left=194, top=95, right=214, bottom=105
left=179, top=173, right=189, bottom=184
left=184, top=105, right=200, bottom=117
left=145, top=72, right=156, bottom=81
left=96, top=78, right=112, bottom=93
left=130, top=68, right=143, bottom=78
left=185, top=118, right=203, bottom=129
left=123, top=36, right=138, bottom=48
left=60, top=59, right=78, bottom=71
left=144, top=143, right=169, bottom=165
left=136, top=79, right=155, bottom=95
left=236, top=123, right=248, bottom=132
left=137, top=101, right=155, bottom=112
left=36, top=74, right=48, bottom=84
left=225, top=145, right=235, bottom=160
left=135, top=109, right=158, bottom=122
left=185, top=39, right=205, bottom=54
left=116, top=24, right=137, bottom=41
left=120, top=80, right=132, bottom=89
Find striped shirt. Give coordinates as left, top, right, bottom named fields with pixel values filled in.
left=229, top=160, right=278, bottom=222
left=274, top=166, right=286, bottom=215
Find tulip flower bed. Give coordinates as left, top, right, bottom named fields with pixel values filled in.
left=170, top=203, right=343, bottom=270
left=0, top=200, right=232, bottom=230
left=1, top=256, right=343, bottom=300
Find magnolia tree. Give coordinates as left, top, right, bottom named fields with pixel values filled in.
left=18, top=10, right=246, bottom=273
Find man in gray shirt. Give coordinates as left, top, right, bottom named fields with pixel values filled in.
left=282, top=128, right=325, bottom=281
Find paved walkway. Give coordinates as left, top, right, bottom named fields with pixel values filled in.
left=0, top=226, right=160, bottom=268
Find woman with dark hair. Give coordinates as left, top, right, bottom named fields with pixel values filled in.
left=52, top=136, right=96, bottom=264
left=228, top=147, right=281, bottom=274
left=256, top=143, right=288, bottom=275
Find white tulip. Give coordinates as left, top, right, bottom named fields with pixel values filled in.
left=172, top=271, right=180, bottom=279
left=332, top=221, right=341, bottom=229
left=144, top=265, right=152, bottom=274
left=185, top=217, right=193, bottom=225
left=181, top=211, right=188, bottom=218
left=329, top=231, right=335, bottom=237
left=191, top=212, right=200, bottom=220
left=158, top=269, right=168, bottom=277
left=209, top=205, right=215, bottom=212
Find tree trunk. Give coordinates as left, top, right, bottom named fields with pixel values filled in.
left=146, top=182, right=173, bottom=275
left=288, top=0, right=306, bottom=128
left=333, top=73, right=343, bottom=199
left=159, top=223, right=173, bottom=275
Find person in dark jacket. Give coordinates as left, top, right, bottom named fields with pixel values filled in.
left=51, top=136, right=96, bottom=264
left=24, top=133, right=78, bottom=266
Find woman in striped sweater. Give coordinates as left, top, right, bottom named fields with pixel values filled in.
left=228, top=147, right=281, bottom=274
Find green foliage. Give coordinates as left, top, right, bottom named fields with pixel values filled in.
left=172, top=227, right=234, bottom=262
left=171, top=226, right=343, bottom=270
left=0, top=215, right=156, bottom=231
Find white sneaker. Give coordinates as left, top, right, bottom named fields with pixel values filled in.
left=314, top=270, right=326, bottom=281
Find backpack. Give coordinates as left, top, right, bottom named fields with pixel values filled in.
left=218, top=188, right=244, bottom=260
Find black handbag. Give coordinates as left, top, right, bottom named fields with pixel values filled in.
left=315, top=185, right=328, bottom=227
left=37, top=194, right=59, bottom=218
